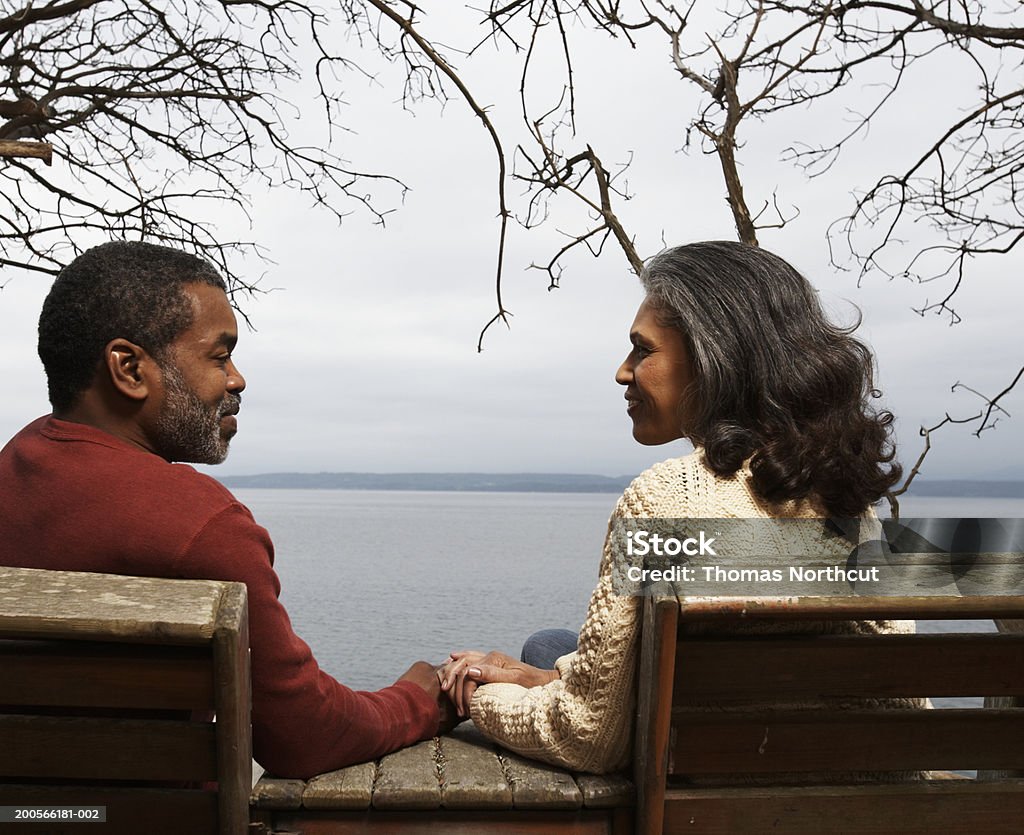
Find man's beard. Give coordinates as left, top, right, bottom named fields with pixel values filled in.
left=154, top=362, right=240, bottom=464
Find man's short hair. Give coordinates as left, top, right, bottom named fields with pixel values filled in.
left=38, top=241, right=227, bottom=411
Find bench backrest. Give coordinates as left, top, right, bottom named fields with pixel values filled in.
left=0, top=566, right=251, bottom=835
left=634, top=594, right=1024, bottom=834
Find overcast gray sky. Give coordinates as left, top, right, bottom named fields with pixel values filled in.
left=1, top=5, right=1021, bottom=482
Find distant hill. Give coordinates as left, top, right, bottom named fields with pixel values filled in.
left=216, top=472, right=1024, bottom=497
left=217, top=472, right=634, bottom=493
left=904, top=480, right=1024, bottom=498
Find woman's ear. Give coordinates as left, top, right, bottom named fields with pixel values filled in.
left=103, top=338, right=156, bottom=401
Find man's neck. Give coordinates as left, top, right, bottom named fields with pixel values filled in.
left=55, top=400, right=160, bottom=458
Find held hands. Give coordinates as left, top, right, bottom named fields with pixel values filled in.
left=439, top=650, right=559, bottom=718
left=396, top=660, right=462, bottom=734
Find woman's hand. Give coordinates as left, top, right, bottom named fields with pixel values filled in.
left=439, top=650, right=559, bottom=718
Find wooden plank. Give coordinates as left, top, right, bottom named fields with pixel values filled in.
left=303, top=761, right=377, bottom=809
left=632, top=596, right=677, bottom=834
left=211, top=582, right=251, bottom=835
left=995, top=617, right=1024, bottom=634
left=0, top=639, right=213, bottom=709
left=501, top=751, right=582, bottom=809
left=674, top=633, right=1024, bottom=700
left=264, top=808, right=621, bottom=834
left=373, top=739, right=442, bottom=810
left=675, top=594, right=1024, bottom=622
left=663, top=780, right=1024, bottom=834
left=0, top=715, right=217, bottom=781
left=983, top=615, right=1024, bottom=779
left=0, top=785, right=217, bottom=835
left=0, top=567, right=226, bottom=644
left=250, top=776, right=306, bottom=809
left=576, top=773, right=635, bottom=809
left=671, top=708, right=1024, bottom=775
left=438, top=725, right=512, bottom=809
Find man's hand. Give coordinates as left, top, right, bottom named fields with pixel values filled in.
left=439, top=650, right=559, bottom=718
left=396, top=660, right=462, bottom=734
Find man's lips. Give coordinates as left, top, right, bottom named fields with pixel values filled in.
left=625, top=393, right=641, bottom=414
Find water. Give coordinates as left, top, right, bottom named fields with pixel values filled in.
left=235, top=489, right=614, bottom=690
left=234, top=489, right=1023, bottom=693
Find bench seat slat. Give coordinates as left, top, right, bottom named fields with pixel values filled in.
left=671, top=708, right=1024, bottom=775
left=0, top=715, right=218, bottom=781
left=439, top=728, right=513, bottom=809
left=676, top=595, right=1024, bottom=622
left=0, top=639, right=214, bottom=709
left=303, top=762, right=376, bottom=809
left=502, top=752, right=583, bottom=809
left=372, top=739, right=441, bottom=810
left=663, top=780, right=1024, bottom=834
left=676, top=633, right=1024, bottom=700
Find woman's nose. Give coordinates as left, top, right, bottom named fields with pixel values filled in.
left=615, top=357, right=632, bottom=386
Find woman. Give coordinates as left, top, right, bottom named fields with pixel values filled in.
left=440, top=241, right=908, bottom=774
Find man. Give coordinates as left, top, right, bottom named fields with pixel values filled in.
left=0, top=241, right=449, bottom=778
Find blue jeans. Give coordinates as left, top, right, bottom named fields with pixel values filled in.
left=520, top=628, right=579, bottom=669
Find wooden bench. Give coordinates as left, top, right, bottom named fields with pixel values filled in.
left=249, top=722, right=634, bottom=833
left=634, top=594, right=1024, bottom=834
left=0, top=566, right=251, bottom=835
left=253, top=593, right=1024, bottom=834
left=7, top=566, right=1022, bottom=834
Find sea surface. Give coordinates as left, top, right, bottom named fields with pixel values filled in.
left=233, top=489, right=1024, bottom=693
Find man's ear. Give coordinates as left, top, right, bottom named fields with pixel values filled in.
left=103, top=338, right=157, bottom=401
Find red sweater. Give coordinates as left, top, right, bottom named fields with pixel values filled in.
left=0, top=416, right=438, bottom=778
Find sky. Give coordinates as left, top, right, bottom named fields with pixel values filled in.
left=1, top=5, right=1021, bottom=482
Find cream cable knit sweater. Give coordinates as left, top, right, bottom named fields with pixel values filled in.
left=469, top=450, right=913, bottom=775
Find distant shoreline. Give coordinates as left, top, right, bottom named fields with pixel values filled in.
left=217, top=472, right=1024, bottom=497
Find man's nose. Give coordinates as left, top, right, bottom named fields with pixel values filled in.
left=227, top=361, right=246, bottom=393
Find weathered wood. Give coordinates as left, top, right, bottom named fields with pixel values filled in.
left=438, top=724, right=513, bottom=809
left=632, top=594, right=1024, bottom=834
left=671, top=708, right=1024, bottom=775
left=0, top=715, right=217, bottom=781
left=0, top=566, right=226, bottom=643
left=994, top=617, right=1024, bottom=634
left=675, top=594, right=1024, bottom=621
left=675, top=633, right=1024, bottom=701
left=211, top=582, right=252, bottom=834
left=576, top=773, right=636, bottom=809
left=0, top=139, right=52, bottom=164
left=1, top=570, right=251, bottom=835
left=502, top=751, right=582, bottom=809
left=980, top=616, right=1024, bottom=780
left=250, top=776, right=306, bottom=809
left=632, top=595, right=677, bottom=834
left=264, top=808, right=628, bottom=833
left=303, top=761, right=376, bottom=809
left=662, top=781, right=1024, bottom=834
left=373, top=739, right=442, bottom=810
left=0, top=639, right=213, bottom=708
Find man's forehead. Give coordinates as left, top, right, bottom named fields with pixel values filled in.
left=177, top=282, right=237, bottom=343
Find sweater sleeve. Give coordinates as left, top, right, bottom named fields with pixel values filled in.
left=469, top=501, right=642, bottom=774
left=183, top=503, right=439, bottom=779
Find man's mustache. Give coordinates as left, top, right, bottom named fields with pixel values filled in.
left=219, top=393, right=241, bottom=417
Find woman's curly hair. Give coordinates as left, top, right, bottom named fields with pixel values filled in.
left=640, top=241, right=901, bottom=517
